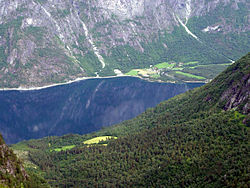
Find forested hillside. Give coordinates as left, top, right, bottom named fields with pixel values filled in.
left=12, top=53, right=249, bottom=187
left=0, top=134, right=47, bottom=187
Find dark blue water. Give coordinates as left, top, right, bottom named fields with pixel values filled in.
left=0, top=77, right=203, bottom=144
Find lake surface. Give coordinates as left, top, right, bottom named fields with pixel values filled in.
left=0, top=77, right=203, bottom=144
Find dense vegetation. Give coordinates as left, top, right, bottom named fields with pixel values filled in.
left=12, top=53, right=249, bottom=187
left=0, top=135, right=47, bottom=187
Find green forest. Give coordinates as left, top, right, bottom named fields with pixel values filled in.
left=0, top=134, right=47, bottom=187
left=11, top=53, right=250, bottom=187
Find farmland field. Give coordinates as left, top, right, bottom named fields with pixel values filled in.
left=125, top=70, right=138, bottom=76
left=155, top=62, right=175, bottom=69
left=175, top=71, right=206, bottom=79
left=118, top=61, right=232, bottom=83
left=184, top=61, right=199, bottom=65
left=52, top=145, right=76, bottom=152
left=83, top=136, right=118, bottom=145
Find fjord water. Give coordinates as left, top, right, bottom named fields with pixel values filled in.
left=0, top=77, right=203, bottom=144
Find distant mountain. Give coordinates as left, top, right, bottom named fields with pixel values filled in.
left=12, top=53, right=249, bottom=187
left=0, top=134, right=46, bottom=187
left=0, top=0, right=249, bottom=87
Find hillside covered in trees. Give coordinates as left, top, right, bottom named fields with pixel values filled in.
left=0, top=134, right=47, bottom=187
left=12, top=53, right=249, bottom=187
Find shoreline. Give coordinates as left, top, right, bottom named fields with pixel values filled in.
left=0, top=75, right=205, bottom=91
left=0, top=75, right=130, bottom=91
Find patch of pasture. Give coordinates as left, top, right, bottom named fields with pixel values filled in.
left=155, top=62, right=175, bottom=69
left=175, top=71, right=206, bottom=79
left=51, top=145, right=76, bottom=152
left=125, top=70, right=139, bottom=76
left=83, top=136, right=117, bottom=145
left=184, top=61, right=199, bottom=65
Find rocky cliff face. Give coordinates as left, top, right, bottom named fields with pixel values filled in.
left=0, top=0, right=249, bottom=87
left=219, top=53, right=250, bottom=115
left=201, top=52, right=249, bottom=120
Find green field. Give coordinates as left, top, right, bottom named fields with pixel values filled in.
left=51, top=145, right=76, bottom=152
left=151, top=74, right=161, bottom=78
left=83, top=136, right=117, bottom=145
left=155, top=62, right=175, bottom=69
left=125, top=70, right=139, bottom=76
left=172, top=67, right=183, bottom=70
left=184, top=61, right=199, bottom=65
left=175, top=71, right=206, bottom=79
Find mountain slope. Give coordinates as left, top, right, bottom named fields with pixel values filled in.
left=0, top=134, right=47, bottom=187
left=12, top=53, right=250, bottom=187
left=0, top=0, right=249, bottom=87
left=98, top=52, right=249, bottom=136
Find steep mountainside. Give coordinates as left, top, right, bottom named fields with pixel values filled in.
left=0, top=0, right=249, bottom=87
left=12, top=53, right=249, bottom=187
left=0, top=134, right=46, bottom=187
